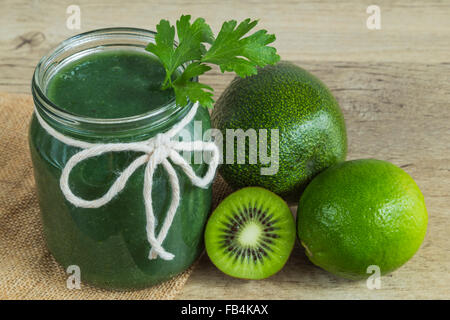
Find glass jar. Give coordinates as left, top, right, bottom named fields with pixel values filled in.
left=29, top=28, right=212, bottom=290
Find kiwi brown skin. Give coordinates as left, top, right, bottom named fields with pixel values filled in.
left=204, top=186, right=296, bottom=280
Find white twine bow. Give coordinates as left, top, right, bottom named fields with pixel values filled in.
left=35, top=102, right=219, bottom=260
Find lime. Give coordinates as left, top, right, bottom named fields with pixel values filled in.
left=297, top=159, right=428, bottom=279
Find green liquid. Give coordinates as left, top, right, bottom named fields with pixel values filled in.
left=47, top=50, right=174, bottom=118
left=30, top=48, right=212, bottom=289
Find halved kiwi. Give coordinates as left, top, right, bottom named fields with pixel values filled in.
left=205, top=187, right=296, bottom=279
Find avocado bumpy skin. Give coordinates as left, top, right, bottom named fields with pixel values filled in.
left=211, top=61, right=347, bottom=201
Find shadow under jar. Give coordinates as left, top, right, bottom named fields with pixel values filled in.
left=29, top=28, right=212, bottom=290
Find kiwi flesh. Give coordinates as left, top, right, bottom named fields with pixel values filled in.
left=204, top=187, right=296, bottom=279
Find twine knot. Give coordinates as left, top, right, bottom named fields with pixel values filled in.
left=150, top=133, right=172, bottom=164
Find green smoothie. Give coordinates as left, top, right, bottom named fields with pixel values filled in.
left=30, top=47, right=212, bottom=289
left=47, top=50, right=175, bottom=118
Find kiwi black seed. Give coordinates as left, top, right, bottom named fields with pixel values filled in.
left=204, top=187, right=296, bottom=279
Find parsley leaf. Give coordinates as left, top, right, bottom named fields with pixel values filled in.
left=146, top=15, right=280, bottom=108
left=146, top=15, right=213, bottom=88
left=202, top=19, right=279, bottom=77
left=172, top=62, right=214, bottom=108
left=145, top=19, right=175, bottom=87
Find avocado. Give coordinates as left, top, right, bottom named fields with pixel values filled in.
left=211, top=61, right=347, bottom=201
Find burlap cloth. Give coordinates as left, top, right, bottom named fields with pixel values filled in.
left=0, top=92, right=232, bottom=300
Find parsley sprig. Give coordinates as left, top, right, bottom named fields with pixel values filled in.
left=146, top=15, right=280, bottom=108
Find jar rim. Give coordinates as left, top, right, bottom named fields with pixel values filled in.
left=32, top=27, right=192, bottom=129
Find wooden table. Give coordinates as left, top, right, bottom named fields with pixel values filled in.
left=1, top=0, right=448, bottom=299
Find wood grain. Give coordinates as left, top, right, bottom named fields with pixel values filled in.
left=0, top=0, right=449, bottom=299
left=1, top=0, right=450, bottom=93
left=180, top=61, right=450, bottom=299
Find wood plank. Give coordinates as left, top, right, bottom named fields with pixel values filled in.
left=0, top=0, right=449, bottom=93
left=179, top=60, right=450, bottom=299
